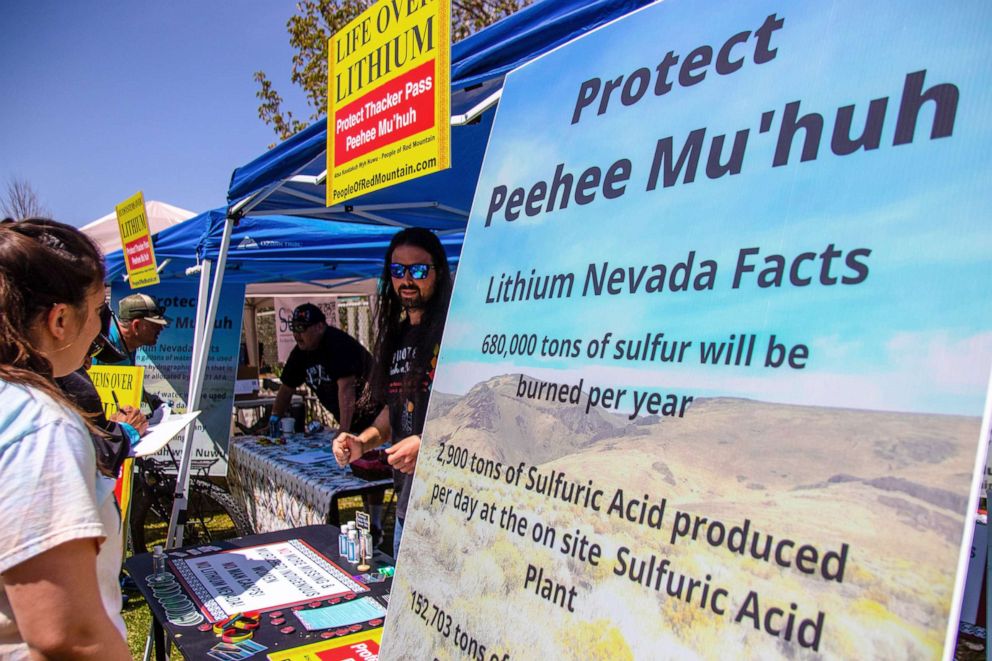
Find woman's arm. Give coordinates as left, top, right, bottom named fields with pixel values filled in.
left=4, top=538, right=131, bottom=660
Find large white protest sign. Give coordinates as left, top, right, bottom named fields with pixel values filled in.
left=381, top=0, right=992, bottom=658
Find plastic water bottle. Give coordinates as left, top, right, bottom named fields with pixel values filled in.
left=338, top=527, right=349, bottom=558
left=347, top=530, right=358, bottom=563
left=152, top=545, right=166, bottom=577
left=268, top=415, right=280, bottom=437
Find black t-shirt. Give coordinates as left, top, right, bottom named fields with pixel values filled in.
left=281, top=326, right=375, bottom=431
left=387, top=321, right=442, bottom=521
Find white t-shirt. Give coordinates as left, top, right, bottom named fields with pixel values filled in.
left=0, top=380, right=126, bottom=658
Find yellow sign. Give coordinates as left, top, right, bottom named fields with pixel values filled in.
left=86, top=365, right=144, bottom=421
left=267, top=627, right=382, bottom=660
left=326, top=0, right=451, bottom=204
left=87, top=365, right=143, bottom=550
left=115, top=191, right=160, bottom=288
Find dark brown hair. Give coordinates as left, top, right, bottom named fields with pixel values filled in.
left=367, top=227, right=452, bottom=405
left=0, top=218, right=105, bottom=412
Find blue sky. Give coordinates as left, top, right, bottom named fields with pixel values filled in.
left=437, top=0, right=992, bottom=416
left=0, top=1, right=310, bottom=226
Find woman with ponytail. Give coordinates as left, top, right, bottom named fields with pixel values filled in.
left=0, top=219, right=130, bottom=659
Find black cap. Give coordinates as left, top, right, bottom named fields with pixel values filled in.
left=290, top=303, right=326, bottom=332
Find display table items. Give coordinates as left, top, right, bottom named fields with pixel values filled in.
left=125, top=525, right=393, bottom=661
left=228, top=431, right=392, bottom=532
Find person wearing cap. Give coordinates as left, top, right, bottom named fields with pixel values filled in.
left=94, top=292, right=170, bottom=412
left=107, top=293, right=170, bottom=362
left=275, top=303, right=385, bottom=544
left=271, top=303, right=377, bottom=435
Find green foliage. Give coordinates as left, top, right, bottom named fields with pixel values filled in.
left=255, top=0, right=530, bottom=141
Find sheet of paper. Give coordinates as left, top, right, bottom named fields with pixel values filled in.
left=132, top=411, right=200, bottom=457
left=293, top=596, right=386, bottom=631
left=147, top=402, right=171, bottom=426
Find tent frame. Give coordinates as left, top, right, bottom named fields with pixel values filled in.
left=228, top=96, right=497, bottom=223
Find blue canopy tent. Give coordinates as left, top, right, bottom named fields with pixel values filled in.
left=105, top=207, right=462, bottom=288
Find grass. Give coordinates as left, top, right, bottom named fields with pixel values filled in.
left=122, top=493, right=395, bottom=658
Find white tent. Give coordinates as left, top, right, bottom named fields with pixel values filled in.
left=81, top=200, right=195, bottom=254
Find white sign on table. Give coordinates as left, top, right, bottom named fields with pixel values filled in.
left=171, top=539, right=367, bottom=621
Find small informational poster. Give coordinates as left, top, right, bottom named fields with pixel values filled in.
left=115, top=191, right=160, bottom=289
left=326, top=0, right=451, bottom=204
left=171, top=539, right=367, bottom=622
left=294, top=596, right=386, bottom=631
left=85, top=365, right=144, bottom=420
left=381, top=0, right=992, bottom=659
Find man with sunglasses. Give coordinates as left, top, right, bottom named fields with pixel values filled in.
left=270, top=303, right=377, bottom=436
left=333, top=227, right=453, bottom=558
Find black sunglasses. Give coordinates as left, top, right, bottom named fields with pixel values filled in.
left=87, top=304, right=112, bottom=357
left=290, top=321, right=318, bottom=333
left=389, top=262, right=432, bottom=280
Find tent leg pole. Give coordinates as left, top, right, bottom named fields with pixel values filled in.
left=164, top=214, right=236, bottom=549
left=164, top=259, right=212, bottom=549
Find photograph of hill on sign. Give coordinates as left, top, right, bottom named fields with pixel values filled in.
left=381, top=0, right=992, bottom=658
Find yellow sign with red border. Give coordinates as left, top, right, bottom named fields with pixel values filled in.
left=326, top=0, right=451, bottom=205
left=115, top=191, right=160, bottom=288
left=266, top=626, right=382, bottom=660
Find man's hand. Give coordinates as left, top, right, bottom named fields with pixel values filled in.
left=333, top=432, right=365, bottom=467
left=385, top=435, right=421, bottom=475
left=110, top=405, right=148, bottom=435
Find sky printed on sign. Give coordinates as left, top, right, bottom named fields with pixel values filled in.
left=434, top=0, right=992, bottom=416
